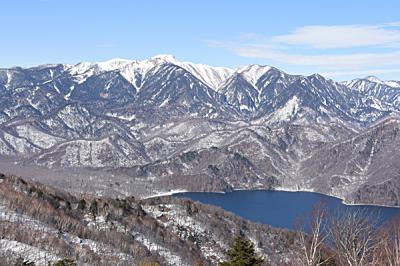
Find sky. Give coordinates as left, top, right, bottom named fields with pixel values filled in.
left=1, top=0, right=400, bottom=81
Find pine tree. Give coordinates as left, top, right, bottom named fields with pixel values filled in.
left=14, top=257, right=35, bottom=266
left=220, top=235, right=264, bottom=266
left=54, top=258, right=76, bottom=266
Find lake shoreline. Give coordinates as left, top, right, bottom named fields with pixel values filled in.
left=272, top=187, right=400, bottom=209
left=172, top=188, right=400, bottom=230
left=147, top=187, right=400, bottom=209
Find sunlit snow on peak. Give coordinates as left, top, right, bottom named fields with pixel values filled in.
left=237, top=65, right=273, bottom=87
left=365, top=76, right=384, bottom=84
left=150, top=54, right=177, bottom=63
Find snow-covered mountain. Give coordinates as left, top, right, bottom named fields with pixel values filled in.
left=343, top=76, right=400, bottom=113
left=1, top=54, right=394, bottom=124
left=1, top=55, right=400, bottom=206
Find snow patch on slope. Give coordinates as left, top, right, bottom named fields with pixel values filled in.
left=385, top=80, right=400, bottom=88
left=270, top=96, right=300, bottom=122
left=0, top=240, right=60, bottom=265
left=15, top=125, right=63, bottom=149
left=135, top=233, right=188, bottom=266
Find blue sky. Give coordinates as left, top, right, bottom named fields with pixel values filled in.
left=1, top=0, right=400, bottom=81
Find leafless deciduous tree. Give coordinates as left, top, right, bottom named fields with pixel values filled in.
left=374, top=215, right=400, bottom=266
left=328, top=208, right=383, bottom=266
left=294, top=203, right=333, bottom=266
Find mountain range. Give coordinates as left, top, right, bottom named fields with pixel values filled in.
left=1, top=55, right=400, bottom=206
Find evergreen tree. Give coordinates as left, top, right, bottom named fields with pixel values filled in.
left=14, top=257, right=35, bottom=266
left=220, top=235, right=264, bottom=266
left=54, top=258, right=76, bottom=266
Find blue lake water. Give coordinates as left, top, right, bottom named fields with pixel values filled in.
left=175, top=190, right=400, bottom=230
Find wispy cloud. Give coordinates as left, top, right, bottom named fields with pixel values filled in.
left=320, top=68, right=400, bottom=78
left=272, top=23, right=400, bottom=49
left=231, top=46, right=400, bottom=69
left=208, top=22, right=400, bottom=76
left=386, top=22, right=400, bottom=27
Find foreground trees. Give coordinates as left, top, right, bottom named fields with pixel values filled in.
left=329, top=209, right=382, bottom=266
left=220, top=235, right=264, bottom=266
left=295, top=203, right=400, bottom=266
left=375, top=216, right=400, bottom=266
left=295, top=204, right=333, bottom=266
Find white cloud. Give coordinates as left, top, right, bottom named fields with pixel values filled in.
left=232, top=46, right=400, bottom=69
left=386, top=22, right=400, bottom=27
left=208, top=22, right=400, bottom=73
left=320, top=68, right=400, bottom=78
left=272, top=23, right=400, bottom=49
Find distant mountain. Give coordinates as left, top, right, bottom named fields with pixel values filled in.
left=1, top=55, right=400, bottom=206
left=343, top=76, right=400, bottom=113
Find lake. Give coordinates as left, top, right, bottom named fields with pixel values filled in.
left=174, top=190, right=400, bottom=230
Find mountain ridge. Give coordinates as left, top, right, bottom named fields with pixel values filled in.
left=1, top=55, right=400, bottom=206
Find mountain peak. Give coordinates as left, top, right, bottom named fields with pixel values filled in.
left=365, top=76, right=384, bottom=84
left=97, top=58, right=134, bottom=70
left=362, top=76, right=400, bottom=88
left=150, top=54, right=177, bottom=63
left=237, top=64, right=272, bottom=74
left=309, top=73, right=324, bottom=79
left=237, top=64, right=273, bottom=87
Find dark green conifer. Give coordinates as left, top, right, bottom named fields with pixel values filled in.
left=220, top=235, right=264, bottom=266
left=54, top=258, right=76, bottom=266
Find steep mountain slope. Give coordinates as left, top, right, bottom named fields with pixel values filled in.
left=300, top=117, right=400, bottom=206
left=220, top=73, right=260, bottom=113
left=344, top=76, right=400, bottom=113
